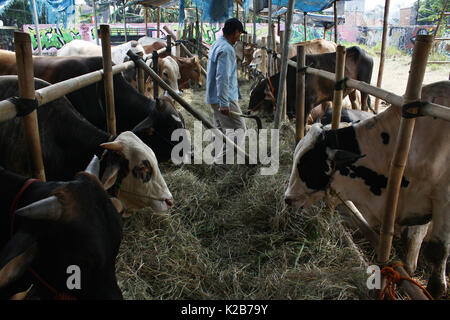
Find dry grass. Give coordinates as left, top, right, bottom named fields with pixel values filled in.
left=115, top=76, right=408, bottom=300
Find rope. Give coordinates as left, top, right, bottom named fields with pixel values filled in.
left=7, top=96, right=39, bottom=117
left=379, top=262, right=434, bottom=300
left=334, top=77, right=350, bottom=91
left=402, top=100, right=427, bottom=119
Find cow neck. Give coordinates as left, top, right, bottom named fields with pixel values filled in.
left=8, top=178, right=77, bottom=300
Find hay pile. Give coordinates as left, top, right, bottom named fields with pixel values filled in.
left=115, top=78, right=373, bottom=300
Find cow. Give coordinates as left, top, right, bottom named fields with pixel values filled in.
left=57, top=39, right=146, bottom=65
left=140, top=40, right=203, bottom=89
left=248, top=46, right=373, bottom=121
left=249, top=39, right=337, bottom=72
left=0, top=156, right=124, bottom=299
left=0, top=50, right=185, bottom=163
left=309, top=105, right=374, bottom=126
left=123, top=55, right=182, bottom=99
left=284, top=80, right=450, bottom=298
left=0, top=75, right=174, bottom=212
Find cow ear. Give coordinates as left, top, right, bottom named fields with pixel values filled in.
left=101, top=163, right=121, bottom=190
left=326, top=148, right=365, bottom=169
left=0, top=232, right=38, bottom=289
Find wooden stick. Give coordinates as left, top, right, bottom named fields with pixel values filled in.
left=295, top=45, right=305, bottom=143
left=152, top=51, right=159, bottom=98
left=0, top=62, right=135, bottom=123
left=274, top=0, right=294, bottom=130
left=157, top=7, right=161, bottom=38
left=333, top=0, right=338, bottom=43
left=14, top=32, right=46, bottom=181
left=374, top=0, right=391, bottom=113
left=127, top=50, right=250, bottom=163
left=331, top=45, right=346, bottom=130
left=378, top=34, right=434, bottom=265
left=100, top=24, right=116, bottom=136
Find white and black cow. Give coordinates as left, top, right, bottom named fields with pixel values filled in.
left=284, top=81, right=450, bottom=298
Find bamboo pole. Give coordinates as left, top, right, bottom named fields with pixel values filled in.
left=0, top=62, right=135, bottom=123
left=267, top=0, right=273, bottom=77
left=93, top=0, right=99, bottom=45
left=374, top=0, right=391, bottom=113
left=152, top=51, right=159, bottom=97
left=145, top=8, right=149, bottom=36
left=157, top=7, right=161, bottom=38
left=127, top=50, right=250, bottom=163
left=273, top=0, right=294, bottom=129
left=377, top=34, right=434, bottom=266
left=123, top=1, right=127, bottom=42
left=14, top=32, right=46, bottom=181
left=303, top=12, right=307, bottom=41
left=100, top=25, right=116, bottom=136
left=295, top=45, right=306, bottom=143
left=31, top=0, right=42, bottom=55
left=334, top=0, right=338, bottom=44
left=176, top=30, right=181, bottom=57
left=331, top=45, right=346, bottom=129
left=271, top=24, right=276, bottom=75
left=261, top=37, right=267, bottom=77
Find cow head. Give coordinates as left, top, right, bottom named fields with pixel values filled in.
left=99, top=131, right=174, bottom=212
left=249, top=49, right=265, bottom=72
left=248, top=77, right=276, bottom=116
left=242, top=44, right=257, bottom=66
left=131, top=96, right=185, bottom=163
left=0, top=156, right=123, bottom=300
left=284, top=124, right=363, bottom=209
left=178, top=56, right=202, bottom=89
left=159, top=56, right=182, bottom=96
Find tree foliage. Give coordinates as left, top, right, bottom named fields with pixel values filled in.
left=415, top=0, right=448, bottom=26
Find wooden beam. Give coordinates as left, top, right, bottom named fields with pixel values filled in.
left=100, top=25, right=116, bottom=136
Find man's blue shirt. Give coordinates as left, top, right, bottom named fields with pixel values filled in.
left=206, top=36, right=239, bottom=107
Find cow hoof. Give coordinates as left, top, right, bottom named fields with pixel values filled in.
left=426, top=277, right=446, bottom=299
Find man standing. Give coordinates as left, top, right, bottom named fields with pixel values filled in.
left=206, top=18, right=247, bottom=164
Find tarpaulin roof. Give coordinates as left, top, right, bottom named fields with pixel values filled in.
left=0, top=0, right=75, bottom=26
left=272, top=0, right=335, bottom=13
left=263, top=7, right=344, bottom=28
left=189, top=0, right=250, bottom=23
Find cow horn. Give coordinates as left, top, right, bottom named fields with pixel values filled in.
left=15, top=196, right=63, bottom=221
left=100, top=141, right=123, bottom=152
left=84, top=155, right=100, bottom=177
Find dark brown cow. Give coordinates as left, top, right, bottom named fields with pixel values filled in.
left=248, top=46, right=374, bottom=121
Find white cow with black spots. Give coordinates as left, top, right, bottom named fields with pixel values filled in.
left=284, top=81, right=450, bottom=298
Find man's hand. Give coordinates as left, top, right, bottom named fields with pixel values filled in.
left=219, top=106, right=230, bottom=116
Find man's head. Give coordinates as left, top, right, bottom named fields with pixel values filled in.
left=223, top=18, right=247, bottom=45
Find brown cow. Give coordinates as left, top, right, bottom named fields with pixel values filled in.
left=140, top=40, right=202, bottom=89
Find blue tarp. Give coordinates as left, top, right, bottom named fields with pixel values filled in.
left=0, top=0, right=74, bottom=26
left=0, top=0, right=15, bottom=16
left=272, top=0, right=335, bottom=13
left=188, top=0, right=250, bottom=23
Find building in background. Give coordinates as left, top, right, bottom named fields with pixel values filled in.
left=399, top=6, right=417, bottom=26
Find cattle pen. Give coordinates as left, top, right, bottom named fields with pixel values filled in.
left=0, top=3, right=450, bottom=303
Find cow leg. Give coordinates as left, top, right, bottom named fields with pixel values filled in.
left=361, top=90, right=369, bottom=112
left=424, top=205, right=449, bottom=298
left=348, top=90, right=358, bottom=110
left=404, top=223, right=430, bottom=274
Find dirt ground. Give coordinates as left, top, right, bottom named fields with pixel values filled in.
left=370, top=56, right=449, bottom=96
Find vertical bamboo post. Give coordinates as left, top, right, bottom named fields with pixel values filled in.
left=145, top=7, right=149, bottom=36
left=123, top=1, right=127, bottom=42
left=334, top=0, right=338, bottom=44
left=271, top=24, right=276, bottom=75
left=303, top=12, right=307, bottom=41
left=279, top=30, right=284, bottom=73
left=167, top=35, right=172, bottom=53
left=267, top=0, right=273, bottom=77
left=152, top=51, right=159, bottom=98
left=331, top=45, right=346, bottom=130
left=196, top=6, right=200, bottom=54
left=100, top=24, right=116, bottom=136
left=377, top=34, right=434, bottom=266
left=261, top=37, right=267, bottom=77
left=176, top=30, right=181, bottom=57
left=253, top=10, right=256, bottom=43
left=31, top=0, right=42, bottom=55
left=14, top=32, right=46, bottom=181
left=157, top=7, right=161, bottom=38
left=374, top=0, right=391, bottom=113
left=93, top=0, right=99, bottom=45
left=295, top=45, right=306, bottom=143
left=274, top=0, right=294, bottom=129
